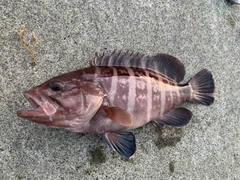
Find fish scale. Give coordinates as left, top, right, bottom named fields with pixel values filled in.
left=17, top=51, right=215, bottom=158
left=95, top=66, right=181, bottom=129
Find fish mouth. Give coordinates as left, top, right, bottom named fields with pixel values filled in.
left=17, top=90, right=58, bottom=119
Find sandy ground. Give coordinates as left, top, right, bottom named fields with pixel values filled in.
left=0, top=0, right=240, bottom=179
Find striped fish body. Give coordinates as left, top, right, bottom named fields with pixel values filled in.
left=86, top=66, right=190, bottom=132
left=17, top=51, right=215, bottom=158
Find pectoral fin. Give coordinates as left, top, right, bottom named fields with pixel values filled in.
left=103, top=131, right=136, bottom=158
left=153, top=107, right=192, bottom=128
left=104, top=106, right=133, bottom=126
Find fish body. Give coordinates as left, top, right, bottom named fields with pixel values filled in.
left=79, top=66, right=189, bottom=133
left=17, top=51, right=215, bottom=157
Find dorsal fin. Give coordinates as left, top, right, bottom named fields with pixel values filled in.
left=92, top=50, right=185, bottom=82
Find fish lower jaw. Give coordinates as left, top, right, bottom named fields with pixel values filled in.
left=23, top=91, right=58, bottom=117
left=17, top=106, right=46, bottom=119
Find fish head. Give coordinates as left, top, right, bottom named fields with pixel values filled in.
left=17, top=72, right=105, bottom=128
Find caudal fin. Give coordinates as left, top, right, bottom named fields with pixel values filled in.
left=189, top=69, right=215, bottom=106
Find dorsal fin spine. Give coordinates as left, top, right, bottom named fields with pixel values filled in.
left=93, top=50, right=186, bottom=83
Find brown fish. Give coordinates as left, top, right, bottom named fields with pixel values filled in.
left=17, top=50, right=215, bottom=157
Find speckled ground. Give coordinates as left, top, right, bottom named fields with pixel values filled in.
left=0, top=0, right=240, bottom=179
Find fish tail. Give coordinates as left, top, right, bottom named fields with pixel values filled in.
left=189, top=69, right=215, bottom=106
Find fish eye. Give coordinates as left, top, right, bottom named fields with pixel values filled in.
left=50, top=81, right=64, bottom=91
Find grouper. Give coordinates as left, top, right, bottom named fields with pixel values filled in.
left=17, top=50, right=215, bottom=157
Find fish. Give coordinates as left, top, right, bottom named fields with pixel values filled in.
left=17, top=50, right=215, bottom=158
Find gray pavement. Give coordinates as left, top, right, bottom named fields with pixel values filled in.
left=0, top=0, right=240, bottom=179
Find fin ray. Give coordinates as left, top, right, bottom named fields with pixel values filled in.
left=93, top=50, right=185, bottom=82
left=189, top=69, right=215, bottom=106
left=104, top=106, right=133, bottom=126
left=103, top=131, right=136, bottom=158
left=153, top=107, right=192, bottom=128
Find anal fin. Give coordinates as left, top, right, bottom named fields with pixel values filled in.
left=103, top=131, right=136, bottom=158
left=153, top=107, right=192, bottom=128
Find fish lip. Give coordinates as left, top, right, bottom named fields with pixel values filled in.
left=17, top=90, right=58, bottom=119
left=24, top=92, right=39, bottom=109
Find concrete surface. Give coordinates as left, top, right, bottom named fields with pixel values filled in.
left=0, top=0, right=239, bottom=179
